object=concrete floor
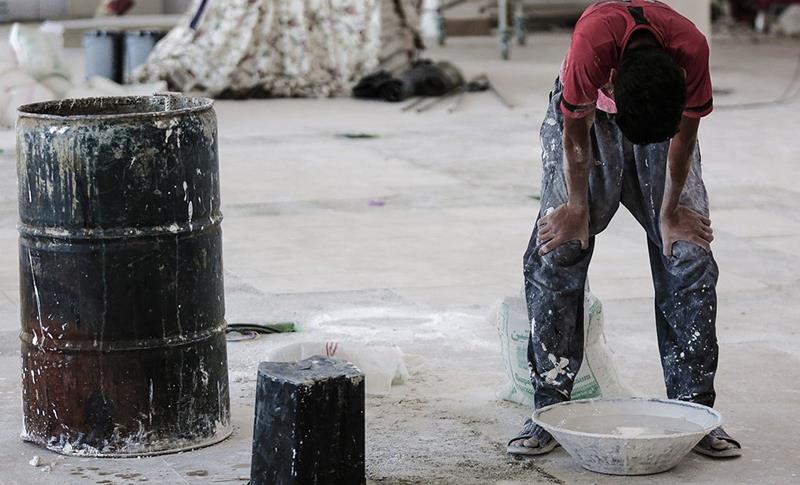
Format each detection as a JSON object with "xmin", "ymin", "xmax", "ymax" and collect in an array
[{"xmin": 0, "ymin": 30, "xmax": 799, "ymax": 484}]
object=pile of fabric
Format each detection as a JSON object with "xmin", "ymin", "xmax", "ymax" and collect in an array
[
  {"xmin": 352, "ymin": 59, "xmax": 464, "ymax": 102},
  {"xmin": 134, "ymin": 0, "xmax": 423, "ymax": 98}
]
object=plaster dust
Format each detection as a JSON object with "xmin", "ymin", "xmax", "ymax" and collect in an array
[{"xmin": 216, "ymin": 277, "xmax": 560, "ymax": 483}]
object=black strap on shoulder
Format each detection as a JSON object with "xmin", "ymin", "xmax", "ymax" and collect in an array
[{"xmin": 627, "ymin": 6, "xmax": 649, "ymax": 25}]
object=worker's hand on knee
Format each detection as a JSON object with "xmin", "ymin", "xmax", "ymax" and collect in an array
[
  {"xmin": 660, "ymin": 205, "xmax": 713, "ymax": 256},
  {"xmin": 536, "ymin": 202, "xmax": 589, "ymax": 256}
]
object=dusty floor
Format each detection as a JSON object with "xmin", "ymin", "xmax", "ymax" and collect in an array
[{"xmin": 0, "ymin": 29, "xmax": 799, "ymax": 484}]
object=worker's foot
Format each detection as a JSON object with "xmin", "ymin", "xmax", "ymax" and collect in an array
[
  {"xmin": 693, "ymin": 427, "xmax": 742, "ymax": 458},
  {"xmin": 507, "ymin": 418, "xmax": 559, "ymax": 456}
]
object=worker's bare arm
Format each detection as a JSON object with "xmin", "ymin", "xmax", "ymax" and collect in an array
[
  {"xmin": 537, "ymin": 114, "xmax": 593, "ymax": 256},
  {"xmin": 660, "ymin": 116, "xmax": 713, "ymax": 256}
]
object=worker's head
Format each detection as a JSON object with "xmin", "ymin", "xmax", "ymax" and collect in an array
[{"xmin": 614, "ymin": 45, "xmax": 687, "ymax": 145}]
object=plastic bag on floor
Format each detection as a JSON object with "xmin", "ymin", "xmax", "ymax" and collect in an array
[
  {"xmin": 264, "ymin": 341, "xmax": 409, "ymax": 397},
  {"xmin": 492, "ymin": 282, "xmax": 634, "ymax": 407}
]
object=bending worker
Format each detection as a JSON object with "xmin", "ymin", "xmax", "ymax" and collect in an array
[{"xmin": 508, "ymin": 0, "xmax": 741, "ymax": 458}]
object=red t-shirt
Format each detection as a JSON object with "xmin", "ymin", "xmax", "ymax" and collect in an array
[{"xmin": 560, "ymin": 0, "xmax": 713, "ymax": 119}]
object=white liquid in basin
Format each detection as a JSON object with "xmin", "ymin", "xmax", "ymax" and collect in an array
[{"xmin": 557, "ymin": 414, "xmax": 704, "ymax": 437}]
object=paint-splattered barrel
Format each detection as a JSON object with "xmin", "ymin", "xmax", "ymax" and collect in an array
[{"xmin": 16, "ymin": 95, "xmax": 231, "ymax": 456}]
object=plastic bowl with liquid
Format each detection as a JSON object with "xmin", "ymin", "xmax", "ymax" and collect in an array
[{"xmin": 533, "ymin": 397, "xmax": 721, "ymax": 475}]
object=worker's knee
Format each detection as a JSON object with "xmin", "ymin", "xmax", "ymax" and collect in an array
[
  {"xmin": 541, "ymin": 241, "xmax": 585, "ymax": 268},
  {"xmin": 669, "ymin": 241, "xmax": 710, "ymax": 264},
  {"xmin": 666, "ymin": 241, "xmax": 718, "ymax": 280}
]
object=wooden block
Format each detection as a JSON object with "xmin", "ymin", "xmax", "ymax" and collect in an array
[{"xmin": 251, "ymin": 357, "xmax": 365, "ymax": 485}]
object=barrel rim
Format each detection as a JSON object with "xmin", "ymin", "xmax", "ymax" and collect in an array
[{"xmin": 17, "ymin": 94, "xmax": 214, "ymax": 122}]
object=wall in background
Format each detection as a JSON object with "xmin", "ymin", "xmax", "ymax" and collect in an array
[
  {"xmin": 0, "ymin": 0, "xmax": 68, "ymax": 20},
  {"xmin": 663, "ymin": 0, "xmax": 712, "ymax": 41},
  {"xmin": 163, "ymin": 0, "xmax": 191, "ymax": 15},
  {"xmin": 67, "ymin": 0, "xmax": 163, "ymax": 17},
  {"xmin": 0, "ymin": 0, "xmax": 192, "ymax": 21}
]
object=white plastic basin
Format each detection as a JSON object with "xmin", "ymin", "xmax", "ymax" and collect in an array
[{"xmin": 533, "ymin": 398, "xmax": 721, "ymax": 475}]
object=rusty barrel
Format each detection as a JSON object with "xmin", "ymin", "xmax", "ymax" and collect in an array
[{"xmin": 16, "ymin": 95, "xmax": 231, "ymax": 457}]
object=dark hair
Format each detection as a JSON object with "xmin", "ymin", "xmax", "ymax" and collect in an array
[{"xmin": 614, "ymin": 45, "xmax": 687, "ymax": 145}]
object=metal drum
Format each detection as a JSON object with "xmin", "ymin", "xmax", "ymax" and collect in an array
[
  {"xmin": 16, "ymin": 95, "xmax": 231, "ymax": 457},
  {"xmin": 84, "ymin": 30, "xmax": 125, "ymax": 83},
  {"xmin": 124, "ymin": 30, "xmax": 166, "ymax": 83}
]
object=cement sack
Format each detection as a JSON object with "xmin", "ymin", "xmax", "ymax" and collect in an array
[
  {"xmin": 9, "ymin": 23, "xmax": 71, "ymax": 95},
  {"xmin": 492, "ymin": 282, "xmax": 634, "ymax": 407},
  {"xmin": 777, "ymin": 5, "xmax": 800, "ymax": 37},
  {"xmin": 264, "ymin": 341, "xmax": 409, "ymax": 397},
  {"xmin": 0, "ymin": 69, "xmax": 54, "ymax": 128}
]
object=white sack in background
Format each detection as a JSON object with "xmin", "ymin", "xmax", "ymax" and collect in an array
[
  {"xmin": 0, "ymin": 23, "xmax": 169, "ymax": 128},
  {"xmin": 0, "ymin": 69, "xmax": 54, "ymax": 128},
  {"xmin": 9, "ymin": 23, "xmax": 71, "ymax": 94},
  {"xmin": 777, "ymin": 5, "xmax": 800, "ymax": 36}
]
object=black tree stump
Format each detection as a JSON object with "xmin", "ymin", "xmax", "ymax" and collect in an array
[{"xmin": 251, "ymin": 356, "xmax": 365, "ymax": 485}]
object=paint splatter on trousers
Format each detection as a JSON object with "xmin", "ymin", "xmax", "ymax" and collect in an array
[{"xmin": 523, "ymin": 79, "xmax": 719, "ymax": 410}]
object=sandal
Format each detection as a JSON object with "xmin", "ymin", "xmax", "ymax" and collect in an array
[
  {"xmin": 507, "ymin": 418, "xmax": 560, "ymax": 456},
  {"xmin": 693, "ymin": 426, "xmax": 742, "ymax": 458}
]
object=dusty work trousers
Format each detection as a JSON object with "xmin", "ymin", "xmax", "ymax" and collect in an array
[{"xmin": 523, "ymin": 79, "xmax": 719, "ymax": 410}]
